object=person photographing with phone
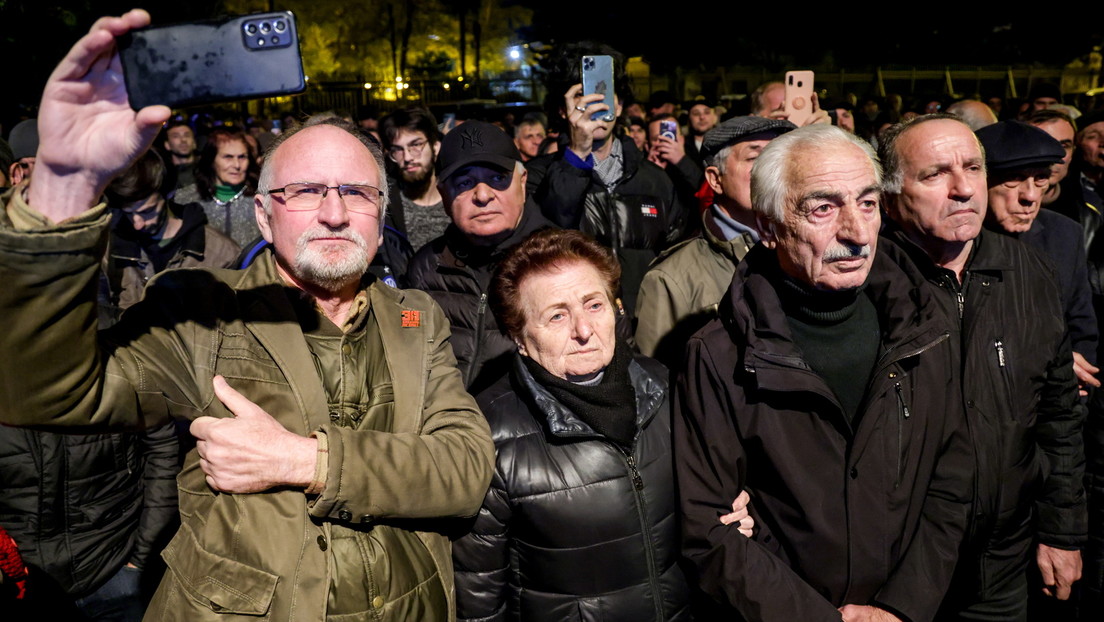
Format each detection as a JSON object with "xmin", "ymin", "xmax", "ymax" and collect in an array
[{"xmin": 527, "ymin": 42, "xmax": 687, "ymax": 317}]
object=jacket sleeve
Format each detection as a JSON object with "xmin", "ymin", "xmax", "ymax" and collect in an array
[
  {"xmin": 533, "ymin": 156, "xmax": 593, "ymax": 229},
  {"xmin": 1034, "ymin": 333, "xmax": 1088, "ymax": 548},
  {"xmin": 453, "ymin": 469, "xmax": 515, "ymax": 622},
  {"xmin": 874, "ymin": 342, "xmax": 973, "ymax": 622},
  {"xmin": 309, "ymin": 302, "xmax": 495, "ymax": 520},
  {"xmin": 131, "ymin": 421, "xmax": 181, "ymax": 569},
  {"xmin": 634, "ymin": 265, "xmax": 685, "ymax": 361},
  {"xmin": 0, "ymin": 194, "xmax": 201, "ymax": 431},
  {"xmin": 675, "ymin": 335, "xmax": 843, "ymax": 622}
]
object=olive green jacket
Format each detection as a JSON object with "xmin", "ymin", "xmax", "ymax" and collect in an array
[
  {"xmin": 0, "ymin": 194, "xmax": 494, "ymax": 621},
  {"xmin": 634, "ymin": 209, "xmax": 754, "ymax": 369}
]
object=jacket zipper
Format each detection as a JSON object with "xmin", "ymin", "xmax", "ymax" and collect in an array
[
  {"xmin": 467, "ymin": 292, "xmax": 488, "ymax": 387},
  {"xmin": 616, "ymin": 445, "xmax": 664, "ymax": 621},
  {"xmin": 994, "ymin": 339, "xmax": 1016, "ymax": 420},
  {"xmin": 893, "ymin": 382, "xmax": 911, "ymax": 488}
]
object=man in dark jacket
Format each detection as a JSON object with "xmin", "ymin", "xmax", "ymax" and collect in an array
[
  {"xmin": 880, "ymin": 114, "xmax": 1087, "ymax": 621},
  {"xmin": 676, "ymin": 124, "xmax": 973, "ymax": 622},
  {"xmin": 406, "ymin": 121, "xmax": 554, "ymax": 395},
  {"xmin": 525, "ymin": 43, "xmax": 686, "ymax": 316}
]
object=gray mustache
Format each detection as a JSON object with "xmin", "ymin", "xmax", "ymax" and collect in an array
[{"xmin": 823, "ymin": 243, "xmax": 871, "ymax": 262}]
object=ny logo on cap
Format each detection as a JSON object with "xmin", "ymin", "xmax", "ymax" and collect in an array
[{"xmin": 460, "ymin": 127, "xmax": 485, "ymax": 151}]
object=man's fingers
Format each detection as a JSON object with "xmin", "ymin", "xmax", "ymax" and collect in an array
[
  {"xmin": 734, "ymin": 490, "xmax": 751, "ymax": 509},
  {"xmin": 212, "ymin": 375, "xmax": 259, "ymax": 418},
  {"xmin": 55, "ymin": 10, "xmax": 150, "ymax": 82},
  {"xmin": 189, "ymin": 416, "xmax": 218, "ymax": 440}
]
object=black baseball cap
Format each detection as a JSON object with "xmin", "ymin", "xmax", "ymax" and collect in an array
[{"xmin": 436, "ymin": 121, "xmax": 521, "ymax": 183}]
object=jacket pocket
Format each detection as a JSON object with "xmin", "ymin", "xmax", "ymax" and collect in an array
[{"xmin": 160, "ymin": 522, "xmax": 278, "ymax": 616}]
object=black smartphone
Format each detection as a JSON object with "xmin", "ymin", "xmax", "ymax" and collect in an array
[
  {"xmin": 581, "ymin": 55, "xmax": 616, "ymax": 122},
  {"xmin": 118, "ymin": 12, "xmax": 306, "ymax": 110}
]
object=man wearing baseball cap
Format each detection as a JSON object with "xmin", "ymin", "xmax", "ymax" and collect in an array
[
  {"xmin": 635, "ymin": 116, "xmax": 795, "ymax": 369},
  {"xmin": 407, "ymin": 120, "xmax": 554, "ymax": 395}
]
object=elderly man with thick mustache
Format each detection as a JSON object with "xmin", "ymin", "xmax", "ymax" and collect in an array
[
  {"xmin": 676, "ymin": 124, "xmax": 972, "ymax": 622},
  {"xmin": 0, "ymin": 11, "xmax": 493, "ymax": 621}
]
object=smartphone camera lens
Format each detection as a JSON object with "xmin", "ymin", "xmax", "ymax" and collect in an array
[
  {"xmin": 271, "ymin": 36, "xmax": 279, "ymax": 45},
  {"xmin": 260, "ymin": 22, "xmax": 272, "ymax": 34},
  {"xmin": 245, "ymin": 23, "xmax": 257, "ymax": 35},
  {"xmin": 274, "ymin": 20, "xmax": 286, "ymax": 33}
]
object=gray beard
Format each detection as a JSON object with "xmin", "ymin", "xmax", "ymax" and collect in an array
[{"xmin": 294, "ymin": 226, "xmax": 371, "ymax": 292}]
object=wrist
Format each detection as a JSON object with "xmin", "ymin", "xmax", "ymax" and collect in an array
[
  {"xmin": 285, "ymin": 435, "xmax": 320, "ymax": 489},
  {"xmin": 26, "ymin": 167, "xmax": 104, "ymax": 223}
]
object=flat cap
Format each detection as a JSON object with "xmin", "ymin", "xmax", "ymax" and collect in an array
[
  {"xmin": 436, "ymin": 120, "xmax": 520, "ymax": 183},
  {"xmin": 8, "ymin": 119, "xmax": 38, "ymax": 161},
  {"xmin": 699, "ymin": 116, "xmax": 796, "ymax": 162},
  {"xmin": 976, "ymin": 120, "xmax": 1064, "ymax": 172}
]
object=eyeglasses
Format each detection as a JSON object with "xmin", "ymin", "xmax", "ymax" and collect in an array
[
  {"xmin": 387, "ymin": 138, "xmax": 429, "ymax": 162},
  {"xmin": 266, "ymin": 183, "xmax": 383, "ymax": 213}
]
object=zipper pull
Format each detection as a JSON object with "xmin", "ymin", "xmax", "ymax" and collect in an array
[
  {"xmin": 995, "ymin": 340, "xmax": 1006, "ymax": 367},
  {"xmin": 477, "ymin": 292, "xmax": 487, "ymax": 314},
  {"xmin": 956, "ymin": 291, "xmax": 965, "ymax": 320},
  {"xmin": 895, "ymin": 382, "xmax": 911, "ymax": 418},
  {"xmin": 627, "ymin": 455, "xmax": 644, "ymax": 490}
]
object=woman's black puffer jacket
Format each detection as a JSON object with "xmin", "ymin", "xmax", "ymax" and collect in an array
[{"xmin": 453, "ymin": 353, "xmax": 691, "ymax": 622}]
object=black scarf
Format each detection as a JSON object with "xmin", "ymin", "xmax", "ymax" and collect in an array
[{"xmin": 521, "ymin": 339, "xmax": 638, "ymax": 448}]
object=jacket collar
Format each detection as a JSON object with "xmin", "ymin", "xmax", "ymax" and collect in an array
[
  {"xmin": 703, "ymin": 207, "xmax": 754, "ymax": 262},
  {"xmin": 510, "ymin": 351, "xmax": 665, "ymax": 441}
]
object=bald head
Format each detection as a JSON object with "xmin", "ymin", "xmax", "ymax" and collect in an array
[{"xmin": 946, "ymin": 100, "xmax": 998, "ymax": 131}]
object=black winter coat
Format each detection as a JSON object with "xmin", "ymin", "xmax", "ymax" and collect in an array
[
  {"xmin": 405, "ymin": 201, "xmax": 553, "ymax": 396},
  {"xmin": 888, "ymin": 227, "xmax": 1087, "ymax": 552},
  {"xmin": 675, "ymin": 239, "xmax": 973, "ymax": 622},
  {"xmin": 453, "ymin": 353, "xmax": 691, "ymax": 622},
  {"xmin": 0, "ymin": 423, "xmax": 179, "ymax": 597},
  {"xmin": 525, "ymin": 137, "xmax": 687, "ymax": 315}
]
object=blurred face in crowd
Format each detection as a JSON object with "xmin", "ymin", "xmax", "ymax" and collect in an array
[
  {"xmin": 706, "ymin": 139, "xmax": 770, "ymax": 213},
  {"xmin": 257, "ymin": 125, "xmax": 382, "ymax": 293},
  {"xmin": 515, "ymin": 261, "xmax": 617, "ymax": 381},
  {"xmin": 1032, "ymin": 96, "xmax": 1059, "ymax": 112},
  {"xmin": 757, "ymin": 83, "xmax": 785, "ymax": 117},
  {"xmin": 389, "ymin": 129, "xmax": 439, "ymax": 184},
  {"xmin": 117, "ymin": 193, "xmax": 168, "ymax": 237},
  {"xmin": 885, "ymin": 119, "xmax": 987, "ymax": 249},
  {"xmin": 164, "ymin": 125, "xmax": 196, "ymax": 158},
  {"xmin": 762, "ymin": 142, "xmax": 881, "ymax": 291},
  {"xmin": 439, "ymin": 163, "xmax": 527, "ymax": 246},
  {"xmin": 1078, "ymin": 121, "xmax": 1104, "ymax": 171},
  {"xmin": 514, "ymin": 122, "xmax": 546, "ymax": 160},
  {"xmin": 1030, "ymin": 118, "xmax": 1075, "ymax": 185},
  {"xmin": 689, "ymin": 104, "xmax": 718, "ymax": 135},
  {"xmin": 628, "ymin": 122, "xmax": 647, "ymax": 151},
  {"xmin": 214, "ymin": 139, "xmax": 250, "ymax": 186},
  {"xmin": 986, "ymin": 167, "xmax": 1051, "ymax": 234}
]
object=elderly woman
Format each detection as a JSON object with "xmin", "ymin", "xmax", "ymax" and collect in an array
[
  {"xmin": 453, "ymin": 229, "xmax": 702, "ymax": 622},
  {"xmin": 174, "ymin": 127, "xmax": 261, "ymax": 247}
]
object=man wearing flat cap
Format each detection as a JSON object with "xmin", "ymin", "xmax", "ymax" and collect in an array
[
  {"xmin": 406, "ymin": 120, "xmax": 554, "ymax": 396},
  {"xmin": 977, "ymin": 121, "xmax": 1099, "ymax": 395},
  {"xmin": 635, "ymin": 116, "xmax": 794, "ymax": 369}
]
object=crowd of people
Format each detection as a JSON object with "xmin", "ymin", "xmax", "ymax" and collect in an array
[{"xmin": 1, "ymin": 9, "xmax": 1103, "ymax": 622}]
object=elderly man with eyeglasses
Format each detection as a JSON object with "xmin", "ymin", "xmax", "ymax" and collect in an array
[{"xmin": 0, "ymin": 11, "xmax": 494, "ymax": 621}]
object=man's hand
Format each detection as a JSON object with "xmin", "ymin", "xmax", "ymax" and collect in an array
[
  {"xmin": 651, "ymin": 135, "xmax": 686, "ymax": 166},
  {"xmin": 1037, "ymin": 543, "xmax": 1082, "ymax": 600},
  {"xmin": 719, "ymin": 490, "xmax": 755, "ymax": 538},
  {"xmin": 29, "ymin": 9, "xmax": 170, "ymax": 221},
  {"xmin": 838, "ymin": 605, "xmax": 902, "ymax": 622},
  {"xmin": 564, "ymin": 83, "xmax": 610, "ymax": 160},
  {"xmin": 1072, "ymin": 352, "xmax": 1100, "ymax": 397},
  {"xmin": 190, "ymin": 376, "xmax": 317, "ymax": 493}
]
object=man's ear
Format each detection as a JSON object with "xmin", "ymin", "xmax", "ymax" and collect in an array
[
  {"xmin": 9, "ymin": 162, "xmax": 25, "ymax": 186},
  {"xmin": 705, "ymin": 166, "xmax": 723, "ymax": 194},
  {"xmin": 254, "ymin": 196, "xmax": 273, "ymax": 243},
  {"xmin": 755, "ymin": 213, "xmax": 777, "ymax": 248}
]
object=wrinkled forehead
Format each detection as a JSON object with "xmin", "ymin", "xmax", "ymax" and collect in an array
[
  {"xmin": 271, "ymin": 126, "xmax": 382, "ymax": 185},
  {"xmin": 900, "ymin": 121, "xmax": 981, "ymax": 169}
]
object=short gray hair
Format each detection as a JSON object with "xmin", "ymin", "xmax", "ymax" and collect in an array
[
  {"xmin": 878, "ymin": 113, "xmax": 985, "ymax": 196},
  {"xmin": 257, "ymin": 116, "xmax": 389, "ymax": 224},
  {"xmin": 750, "ymin": 124, "xmax": 881, "ymax": 223},
  {"xmin": 705, "ymin": 144, "xmax": 734, "ymax": 174}
]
